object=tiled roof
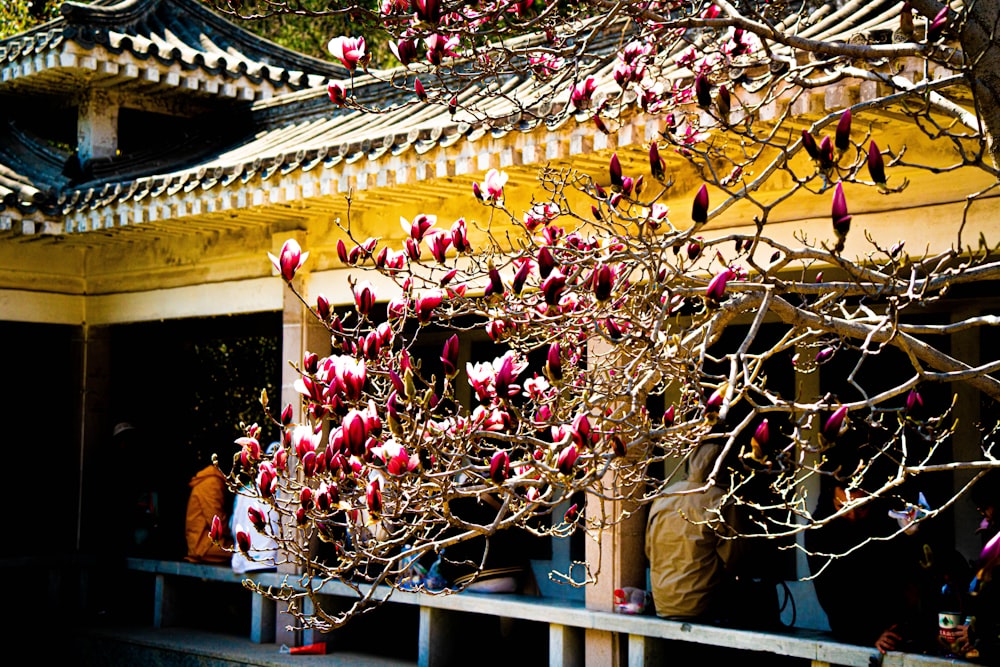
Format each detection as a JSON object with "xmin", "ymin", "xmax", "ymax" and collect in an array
[
  {"xmin": 0, "ymin": 0, "xmax": 344, "ymax": 97},
  {"xmin": 0, "ymin": 0, "xmax": 958, "ymax": 237}
]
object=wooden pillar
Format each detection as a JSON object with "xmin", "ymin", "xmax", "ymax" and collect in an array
[
  {"xmin": 951, "ymin": 305, "xmax": 982, "ymax": 561},
  {"xmin": 274, "ymin": 230, "xmax": 329, "ymax": 647}
]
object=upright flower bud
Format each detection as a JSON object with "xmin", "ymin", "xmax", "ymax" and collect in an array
[
  {"xmin": 835, "ymin": 108, "xmax": 852, "ymax": 152},
  {"xmin": 649, "ymin": 141, "xmax": 665, "ymax": 182},
  {"xmin": 822, "ymin": 405, "xmax": 849, "ymax": 443},
  {"xmin": 868, "ymin": 141, "xmax": 886, "ymax": 186},
  {"xmin": 831, "ymin": 182, "xmax": 852, "ymax": 251},
  {"xmin": 545, "ymin": 342, "xmax": 562, "ymax": 384},
  {"xmin": 692, "ymin": 184, "xmax": 709, "ymax": 225},
  {"xmin": 694, "ymin": 74, "xmax": 712, "ymax": 109},
  {"xmin": 490, "ymin": 450, "xmax": 510, "ymax": 484},
  {"xmin": 609, "ymin": 153, "xmax": 623, "ymax": 189}
]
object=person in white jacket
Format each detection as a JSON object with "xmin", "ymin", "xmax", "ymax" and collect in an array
[{"xmin": 230, "ymin": 443, "xmax": 281, "ymax": 574}]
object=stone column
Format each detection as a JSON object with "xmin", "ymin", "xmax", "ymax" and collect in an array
[
  {"xmin": 77, "ymin": 90, "xmax": 119, "ymax": 163},
  {"xmin": 583, "ymin": 339, "xmax": 647, "ymax": 667},
  {"xmin": 273, "ymin": 231, "xmax": 330, "ymax": 647}
]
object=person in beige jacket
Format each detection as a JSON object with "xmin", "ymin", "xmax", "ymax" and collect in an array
[{"xmin": 645, "ymin": 444, "xmax": 745, "ymax": 621}]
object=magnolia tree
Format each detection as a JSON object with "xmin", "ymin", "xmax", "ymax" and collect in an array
[{"xmin": 209, "ymin": 0, "xmax": 1000, "ymax": 631}]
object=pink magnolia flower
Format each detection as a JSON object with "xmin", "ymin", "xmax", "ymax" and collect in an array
[
  {"xmin": 426, "ymin": 231, "xmax": 452, "ymax": 263},
  {"xmin": 416, "ymin": 289, "xmax": 443, "ymax": 325},
  {"xmin": 267, "ymin": 239, "xmax": 308, "ymax": 281},
  {"xmin": 401, "ymin": 214, "xmax": 437, "ymax": 241},
  {"xmin": 389, "ymin": 38, "xmax": 418, "ymax": 66},
  {"xmin": 570, "ymin": 76, "xmax": 597, "ymax": 110},
  {"xmin": 476, "ymin": 169, "xmax": 507, "ymax": 202},
  {"xmin": 425, "ymin": 33, "xmax": 460, "ymax": 66},
  {"xmin": 327, "ymin": 36, "xmax": 368, "ymax": 72}
]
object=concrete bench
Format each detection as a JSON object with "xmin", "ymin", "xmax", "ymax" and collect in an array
[{"xmin": 126, "ymin": 558, "xmax": 967, "ymax": 667}]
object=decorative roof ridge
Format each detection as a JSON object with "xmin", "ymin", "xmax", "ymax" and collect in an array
[{"xmin": 57, "ymin": 0, "xmax": 347, "ymax": 79}]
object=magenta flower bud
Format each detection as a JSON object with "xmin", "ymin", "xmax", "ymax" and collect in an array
[
  {"xmin": 450, "ymin": 217, "xmax": 471, "ymax": 253},
  {"xmin": 819, "ymin": 136, "xmax": 834, "ymax": 170},
  {"xmin": 257, "ymin": 462, "xmax": 276, "ymax": 499},
  {"xmin": 564, "ymin": 503, "xmax": 579, "ymax": 522},
  {"xmin": 336, "ymin": 239, "xmax": 349, "ymax": 264},
  {"xmin": 662, "ymin": 405, "xmax": 675, "ymax": 427},
  {"xmin": 890, "ymin": 241, "xmax": 904, "ymax": 259},
  {"xmin": 512, "ymin": 260, "xmax": 531, "ymax": 295},
  {"xmin": 835, "ymin": 108, "xmax": 852, "ymax": 152},
  {"xmin": 316, "ymin": 294, "xmax": 330, "ymax": 322},
  {"xmin": 537, "ymin": 246, "xmax": 555, "ymax": 279},
  {"xmin": 342, "ymin": 411, "xmax": 368, "ymax": 457},
  {"xmin": 717, "ymin": 84, "xmax": 731, "ymax": 120},
  {"xmin": 327, "ymin": 83, "xmax": 346, "ymax": 106},
  {"xmin": 557, "ymin": 443, "xmax": 579, "ymax": 475},
  {"xmin": 300, "ymin": 486, "xmax": 314, "ymax": 510},
  {"xmin": 593, "ymin": 264, "xmax": 613, "ymax": 302},
  {"xmin": 822, "ymin": 405, "xmax": 849, "ymax": 442},
  {"xmin": 692, "ymin": 184, "xmax": 709, "ymax": 225},
  {"xmin": 268, "ymin": 239, "xmax": 309, "ymax": 282},
  {"xmin": 604, "ymin": 316, "xmax": 623, "ymax": 340},
  {"xmin": 868, "ymin": 141, "xmax": 886, "ymax": 186},
  {"xmin": 609, "ymin": 153, "xmax": 623, "ymax": 189},
  {"xmin": 296, "ymin": 507, "xmax": 308, "ymax": 526},
  {"xmin": 301, "ymin": 450, "xmax": 318, "ymax": 477},
  {"xmin": 571, "ymin": 413, "xmax": 593, "ymax": 448},
  {"xmin": 610, "ymin": 434, "xmax": 627, "ymax": 457},
  {"xmin": 274, "ymin": 447, "xmax": 287, "ymax": 472},
  {"xmin": 236, "ymin": 529, "xmax": 251, "ymax": 554},
  {"xmin": 390, "ymin": 38, "xmax": 418, "ymax": 66},
  {"xmin": 303, "ymin": 352, "xmax": 319, "ymax": 374},
  {"xmin": 705, "ymin": 386, "xmax": 725, "ymax": 414},
  {"xmin": 353, "ymin": 280, "xmax": 377, "ymax": 316},
  {"xmin": 415, "ymin": 0, "xmax": 441, "ymax": 24},
  {"xmin": 281, "ymin": 404, "xmax": 293, "ymax": 426},
  {"xmin": 928, "ymin": 6, "xmax": 948, "ymax": 41},
  {"xmin": 687, "ymin": 237, "xmax": 703, "ymax": 261},
  {"xmin": 484, "ymin": 264, "xmax": 504, "ymax": 299},
  {"xmin": 802, "ymin": 129, "xmax": 820, "ymax": 160},
  {"xmin": 705, "ymin": 268, "xmax": 734, "ymax": 303},
  {"xmin": 490, "ymin": 450, "xmax": 509, "ymax": 484},
  {"xmin": 815, "ymin": 347, "xmax": 834, "ymax": 364},
  {"xmin": 441, "ymin": 334, "xmax": 460, "ymax": 379},
  {"xmin": 649, "ymin": 141, "xmax": 665, "ymax": 182},
  {"xmin": 542, "ymin": 269, "xmax": 567, "ymax": 306},
  {"xmin": 210, "ymin": 515, "xmax": 225, "ymax": 543},
  {"xmin": 832, "ymin": 182, "xmax": 852, "ymax": 242},
  {"xmin": 415, "ymin": 77, "xmax": 427, "ymax": 102},
  {"xmin": 416, "ymin": 289, "xmax": 443, "ymax": 325},
  {"xmin": 472, "ymin": 180, "xmax": 483, "ymax": 201},
  {"xmin": 694, "ymin": 74, "xmax": 712, "ymax": 108},
  {"xmin": 247, "ymin": 505, "xmax": 267, "ymax": 533},
  {"xmin": 981, "ymin": 528, "xmax": 1000, "ymax": 568},
  {"xmin": 366, "ymin": 478, "xmax": 382, "ymax": 515},
  {"xmin": 753, "ymin": 419, "xmax": 770, "ymax": 448},
  {"xmin": 906, "ymin": 389, "xmax": 923, "ymax": 413}
]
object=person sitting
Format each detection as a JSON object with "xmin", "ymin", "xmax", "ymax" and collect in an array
[
  {"xmin": 230, "ymin": 443, "xmax": 281, "ymax": 574},
  {"xmin": 184, "ymin": 453, "xmax": 232, "ymax": 564},
  {"xmin": 807, "ymin": 479, "xmax": 962, "ymax": 655},
  {"xmin": 956, "ymin": 471, "xmax": 1000, "ymax": 663},
  {"xmin": 645, "ymin": 443, "xmax": 748, "ymax": 622}
]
